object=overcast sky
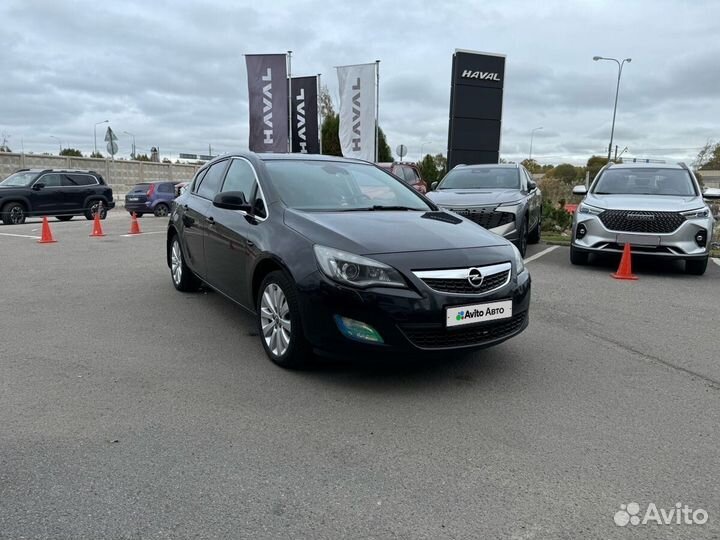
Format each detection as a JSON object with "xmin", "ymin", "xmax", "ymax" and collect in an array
[{"xmin": 2, "ymin": 0, "xmax": 718, "ymax": 165}]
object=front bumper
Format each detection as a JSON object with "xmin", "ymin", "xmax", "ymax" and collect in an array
[
  {"xmin": 295, "ymin": 268, "xmax": 531, "ymax": 356},
  {"xmin": 572, "ymin": 213, "xmax": 713, "ymax": 259}
]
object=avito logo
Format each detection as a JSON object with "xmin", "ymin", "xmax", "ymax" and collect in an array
[{"xmin": 456, "ymin": 306, "xmax": 505, "ymax": 321}]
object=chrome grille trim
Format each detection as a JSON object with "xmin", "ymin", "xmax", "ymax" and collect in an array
[{"xmin": 413, "ymin": 262, "xmax": 512, "ymax": 295}]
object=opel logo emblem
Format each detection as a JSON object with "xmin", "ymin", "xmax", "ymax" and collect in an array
[{"xmin": 467, "ymin": 268, "xmax": 484, "ymax": 288}]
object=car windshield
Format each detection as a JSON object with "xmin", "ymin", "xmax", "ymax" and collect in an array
[
  {"xmin": 263, "ymin": 160, "xmax": 432, "ymax": 211},
  {"xmin": 438, "ymin": 167, "xmax": 520, "ymax": 189},
  {"xmin": 593, "ymin": 168, "xmax": 697, "ymax": 196},
  {"xmin": 0, "ymin": 172, "xmax": 38, "ymax": 187}
]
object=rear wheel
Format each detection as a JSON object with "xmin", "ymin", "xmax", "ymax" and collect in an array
[
  {"xmin": 169, "ymin": 236, "xmax": 201, "ymax": 292},
  {"xmin": 570, "ymin": 245, "xmax": 589, "ymax": 265},
  {"xmin": 257, "ymin": 270, "xmax": 309, "ymax": 369},
  {"xmin": 2, "ymin": 202, "xmax": 27, "ymax": 225},
  {"xmin": 84, "ymin": 200, "xmax": 107, "ymax": 220},
  {"xmin": 56, "ymin": 216, "xmax": 73, "ymax": 222},
  {"xmin": 685, "ymin": 257, "xmax": 708, "ymax": 276},
  {"xmin": 153, "ymin": 203, "xmax": 170, "ymax": 217}
]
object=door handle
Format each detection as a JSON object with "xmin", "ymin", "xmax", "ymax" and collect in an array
[
  {"xmin": 182, "ymin": 204, "xmax": 188, "ymax": 210},
  {"xmin": 246, "ymin": 239, "xmax": 255, "ymax": 247},
  {"xmin": 205, "ymin": 216, "xmax": 215, "ymax": 224}
]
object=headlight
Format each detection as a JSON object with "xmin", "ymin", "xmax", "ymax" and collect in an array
[
  {"xmin": 313, "ymin": 245, "xmax": 407, "ymax": 288},
  {"xmin": 496, "ymin": 202, "xmax": 522, "ymax": 213},
  {"xmin": 578, "ymin": 203, "xmax": 604, "ymax": 215},
  {"xmin": 681, "ymin": 207, "xmax": 709, "ymax": 219},
  {"xmin": 510, "ymin": 244, "xmax": 526, "ymax": 275}
]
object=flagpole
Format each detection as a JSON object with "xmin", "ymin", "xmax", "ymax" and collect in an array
[
  {"xmin": 317, "ymin": 73, "xmax": 323, "ymax": 154},
  {"xmin": 287, "ymin": 50, "xmax": 293, "ymax": 153},
  {"xmin": 374, "ymin": 59, "xmax": 380, "ymax": 163}
]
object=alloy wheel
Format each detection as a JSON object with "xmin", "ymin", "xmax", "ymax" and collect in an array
[
  {"xmin": 10, "ymin": 206, "xmax": 24, "ymax": 224},
  {"xmin": 260, "ymin": 283, "xmax": 291, "ymax": 357},
  {"xmin": 171, "ymin": 240, "xmax": 183, "ymax": 285}
]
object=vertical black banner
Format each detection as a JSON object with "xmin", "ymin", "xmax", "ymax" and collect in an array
[
  {"xmin": 245, "ymin": 54, "xmax": 288, "ymax": 153},
  {"xmin": 291, "ymin": 76, "xmax": 319, "ymax": 154},
  {"xmin": 447, "ymin": 50, "xmax": 506, "ymax": 168}
]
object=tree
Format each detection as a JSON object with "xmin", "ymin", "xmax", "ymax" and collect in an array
[
  {"xmin": 60, "ymin": 148, "xmax": 83, "ymax": 157},
  {"xmin": 134, "ymin": 153, "xmax": 151, "ymax": 161},
  {"xmin": 318, "ymin": 84, "xmax": 335, "ymax": 119},
  {"xmin": 90, "ymin": 151, "xmax": 104, "ymax": 158},
  {"xmin": 521, "ymin": 159, "xmax": 541, "ymax": 174},
  {"xmin": 0, "ymin": 144, "xmax": 10, "ymax": 153},
  {"xmin": 694, "ymin": 140, "xmax": 720, "ymax": 170},
  {"xmin": 418, "ymin": 154, "xmax": 439, "ymax": 185},
  {"xmin": 321, "ymin": 114, "xmax": 342, "ymax": 156},
  {"xmin": 377, "ymin": 127, "xmax": 392, "ymax": 162},
  {"xmin": 586, "ymin": 155, "xmax": 609, "ymax": 181},
  {"xmin": 546, "ymin": 163, "xmax": 582, "ymax": 184},
  {"xmin": 433, "ymin": 153, "xmax": 448, "ymax": 176}
]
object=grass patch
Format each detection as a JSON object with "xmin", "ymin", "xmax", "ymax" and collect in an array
[
  {"xmin": 711, "ymin": 249, "xmax": 720, "ymax": 258},
  {"xmin": 542, "ymin": 233, "xmax": 571, "ymax": 246}
]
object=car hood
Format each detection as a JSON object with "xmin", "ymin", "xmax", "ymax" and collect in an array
[
  {"xmin": 585, "ymin": 193, "xmax": 704, "ymax": 212},
  {"xmin": 283, "ymin": 208, "xmax": 508, "ymax": 255},
  {"xmin": 426, "ymin": 189, "xmax": 523, "ymax": 206}
]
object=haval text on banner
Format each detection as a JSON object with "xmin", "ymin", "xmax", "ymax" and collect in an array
[
  {"xmin": 291, "ymin": 76, "xmax": 320, "ymax": 154},
  {"xmin": 245, "ymin": 53, "xmax": 289, "ymax": 153},
  {"xmin": 336, "ymin": 62, "xmax": 377, "ymax": 162}
]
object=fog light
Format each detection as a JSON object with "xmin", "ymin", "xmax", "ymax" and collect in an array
[
  {"xmin": 576, "ymin": 224, "xmax": 587, "ymax": 240},
  {"xmin": 334, "ymin": 316, "xmax": 384, "ymax": 344},
  {"xmin": 695, "ymin": 229, "xmax": 707, "ymax": 247}
]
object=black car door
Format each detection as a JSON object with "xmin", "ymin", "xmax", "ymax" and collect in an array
[
  {"xmin": 181, "ymin": 160, "xmax": 229, "ymax": 280},
  {"xmin": 204, "ymin": 157, "xmax": 263, "ymax": 307},
  {"xmin": 30, "ymin": 173, "xmax": 65, "ymax": 215},
  {"xmin": 62, "ymin": 173, "xmax": 95, "ymax": 213}
]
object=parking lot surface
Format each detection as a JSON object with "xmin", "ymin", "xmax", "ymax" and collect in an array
[{"xmin": 1, "ymin": 215, "xmax": 719, "ymax": 539}]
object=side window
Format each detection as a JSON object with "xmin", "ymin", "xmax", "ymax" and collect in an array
[
  {"xmin": 63, "ymin": 174, "xmax": 96, "ymax": 186},
  {"xmin": 221, "ymin": 159, "xmax": 257, "ymax": 197},
  {"xmin": 39, "ymin": 173, "xmax": 63, "ymax": 187},
  {"xmin": 196, "ymin": 161, "xmax": 228, "ymax": 199},
  {"xmin": 158, "ymin": 183, "xmax": 173, "ymax": 193},
  {"xmin": 191, "ymin": 169, "xmax": 208, "ymax": 193}
]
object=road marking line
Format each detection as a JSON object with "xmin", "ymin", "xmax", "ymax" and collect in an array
[
  {"xmin": 121, "ymin": 231, "xmax": 165, "ymax": 237},
  {"xmin": 712, "ymin": 258, "xmax": 720, "ymax": 267},
  {"xmin": 0, "ymin": 232, "xmax": 41, "ymax": 239},
  {"xmin": 524, "ymin": 245, "xmax": 559, "ymax": 264}
]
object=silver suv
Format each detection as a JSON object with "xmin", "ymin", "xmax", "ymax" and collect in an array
[{"xmin": 570, "ymin": 161, "xmax": 720, "ymax": 275}]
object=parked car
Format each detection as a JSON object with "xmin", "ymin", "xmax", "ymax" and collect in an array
[
  {"xmin": 0, "ymin": 169, "xmax": 115, "ymax": 225},
  {"xmin": 378, "ymin": 162, "xmax": 427, "ymax": 194},
  {"xmin": 425, "ymin": 163, "xmax": 542, "ymax": 256},
  {"xmin": 571, "ymin": 160, "xmax": 720, "ymax": 275},
  {"xmin": 125, "ymin": 180, "xmax": 181, "ymax": 217},
  {"xmin": 167, "ymin": 153, "xmax": 530, "ymax": 368}
]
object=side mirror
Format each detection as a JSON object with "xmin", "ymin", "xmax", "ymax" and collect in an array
[
  {"xmin": 527, "ymin": 180, "xmax": 537, "ymax": 191},
  {"xmin": 572, "ymin": 185, "xmax": 588, "ymax": 195},
  {"xmin": 32, "ymin": 182, "xmax": 45, "ymax": 191},
  {"xmin": 430, "ymin": 181, "xmax": 438, "ymax": 190},
  {"xmin": 213, "ymin": 191, "xmax": 252, "ymax": 212},
  {"xmin": 702, "ymin": 187, "xmax": 720, "ymax": 200}
]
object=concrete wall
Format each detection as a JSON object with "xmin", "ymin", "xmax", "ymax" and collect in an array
[
  {"xmin": 0, "ymin": 153, "xmax": 201, "ymax": 195},
  {"xmin": 700, "ymin": 170, "xmax": 720, "ymax": 189}
]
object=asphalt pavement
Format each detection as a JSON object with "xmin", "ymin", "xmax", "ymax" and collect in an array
[{"xmin": 1, "ymin": 215, "xmax": 719, "ymax": 539}]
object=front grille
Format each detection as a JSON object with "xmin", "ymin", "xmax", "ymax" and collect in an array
[
  {"xmin": 400, "ymin": 312, "xmax": 526, "ymax": 349},
  {"xmin": 599, "ymin": 210, "xmax": 685, "ymax": 234},
  {"xmin": 422, "ymin": 270, "xmax": 510, "ymax": 295},
  {"xmin": 450, "ymin": 206, "xmax": 515, "ymax": 229}
]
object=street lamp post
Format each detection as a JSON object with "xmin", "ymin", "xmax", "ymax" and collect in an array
[
  {"xmin": 593, "ymin": 56, "xmax": 631, "ymax": 162},
  {"xmin": 529, "ymin": 127, "xmax": 543, "ymax": 161},
  {"xmin": 94, "ymin": 120, "xmax": 109, "ymax": 155},
  {"xmin": 123, "ymin": 131, "xmax": 136, "ymax": 159},
  {"xmin": 50, "ymin": 136, "xmax": 62, "ymax": 154}
]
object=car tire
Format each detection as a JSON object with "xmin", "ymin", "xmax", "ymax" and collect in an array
[
  {"xmin": 528, "ymin": 216, "xmax": 541, "ymax": 244},
  {"xmin": 84, "ymin": 200, "xmax": 107, "ymax": 220},
  {"xmin": 257, "ymin": 270, "xmax": 310, "ymax": 369},
  {"xmin": 685, "ymin": 257, "xmax": 708, "ymax": 276},
  {"xmin": 514, "ymin": 219, "xmax": 528, "ymax": 257},
  {"xmin": 169, "ymin": 235, "xmax": 201, "ymax": 292},
  {"xmin": 570, "ymin": 245, "xmax": 589, "ymax": 265},
  {"xmin": 1, "ymin": 202, "xmax": 27, "ymax": 225},
  {"xmin": 56, "ymin": 216, "xmax": 73, "ymax": 222},
  {"xmin": 153, "ymin": 203, "xmax": 170, "ymax": 217}
]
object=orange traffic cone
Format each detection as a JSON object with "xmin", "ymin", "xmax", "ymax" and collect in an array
[
  {"xmin": 611, "ymin": 243, "xmax": 638, "ymax": 280},
  {"xmin": 37, "ymin": 217, "xmax": 57, "ymax": 244},
  {"xmin": 128, "ymin": 212, "xmax": 142, "ymax": 235},
  {"xmin": 90, "ymin": 212, "xmax": 105, "ymax": 237}
]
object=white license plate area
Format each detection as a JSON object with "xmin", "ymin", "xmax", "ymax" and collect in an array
[
  {"xmin": 128, "ymin": 197, "xmax": 139, "ymax": 201},
  {"xmin": 446, "ymin": 300, "xmax": 513, "ymax": 328},
  {"xmin": 616, "ymin": 234, "xmax": 660, "ymax": 246}
]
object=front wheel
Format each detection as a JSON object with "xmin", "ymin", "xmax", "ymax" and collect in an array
[
  {"xmin": 570, "ymin": 245, "xmax": 589, "ymax": 265},
  {"xmin": 84, "ymin": 200, "xmax": 107, "ymax": 220},
  {"xmin": 257, "ymin": 271, "xmax": 310, "ymax": 369},
  {"xmin": 514, "ymin": 220, "xmax": 528, "ymax": 257},
  {"xmin": 2, "ymin": 202, "xmax": 27, "ymax": 225},
  {"xmin": 153, "ymin": 203, "xmax": 170, "ymax": 217},
  {"xmin": 685, "ymin": 257, "xmax": 708, "ymax": 276},
  {"xmin": 528, "ymin": 215, "xmax": 541, "ymax": 244}
]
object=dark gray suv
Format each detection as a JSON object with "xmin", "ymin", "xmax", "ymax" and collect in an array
[{"xmin": 426, "ymin": 163, "xmax": 542, "ymax": 256}]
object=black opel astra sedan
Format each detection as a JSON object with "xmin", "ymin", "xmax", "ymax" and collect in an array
[{"xmin": 167, "ymin": 153, "xmax": 531, "ymax": 368}]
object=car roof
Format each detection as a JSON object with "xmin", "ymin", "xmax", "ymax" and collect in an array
[
  {"xmin": 209, "ymin": 151, "xmax": 372, "ymax": 165},
  {"xmin": 611, "ymin": 161, "xmax": 685, "ymax": 169},
  {"xmin": 454, "ymin": 163, "xmax": 519, "ymax": 169},
  {"xmin": 16, "ymin": 168, "xmax": 100, "ymax": 174}
]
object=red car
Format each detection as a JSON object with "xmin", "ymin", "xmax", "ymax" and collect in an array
[{"xmin": 378, "ymin": 162, "xmax": 427, "ymax": 194}]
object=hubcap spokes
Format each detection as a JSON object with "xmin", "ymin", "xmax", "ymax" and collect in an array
[
  {"xmin": 171, "ymin": 241, "xmax": 182, "ymax": 284},
  {"xmin": 260, "ymin": 283, "xmax": 291, "ymax": 357},
  {"xmin": 10, "ymin": 207, "xmax": 23, "ymax": 224}
]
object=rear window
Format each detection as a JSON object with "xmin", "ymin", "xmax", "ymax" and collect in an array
[
  {"xmin": 65, "ymin": 174, "xmax": 97, "ymax": 186},
  {"xmin": 131, "ymin": 183, "xmax": 151, "ymax": 191}
]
